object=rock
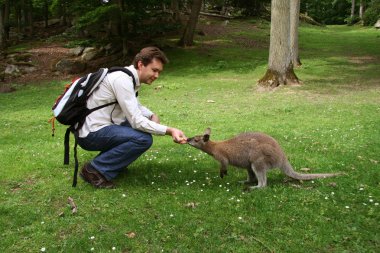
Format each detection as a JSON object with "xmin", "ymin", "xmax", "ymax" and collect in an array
[
  {"xmin": 55, "ymin": 58, "xmax": 87, "ymax": 74},
  {"xmin": 69, "ymin": 46, "xmax": 85, "ymax": 56},
  {"xmin": 4, "ymin": 64, "xmax": 21, "ymax": 77},
  {"xmin": 375, "ymin": 19, "xmax": 380, "ymax": 29},
  {"xmin": 81, "ymin": 47, "xmax": 102, "ymax": 61},
  {"xmin": 20, "ymin": 66, "xmax": 38, "ymax": 74}
]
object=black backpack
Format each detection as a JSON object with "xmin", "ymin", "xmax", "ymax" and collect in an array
[{"xmin": 51, "ymin": 67, "xmax": 136, "ymax": 187}]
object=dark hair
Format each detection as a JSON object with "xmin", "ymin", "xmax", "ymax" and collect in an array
[{"xmin": 132, "ymin": 47, "xmax": 169, "ymax": 68}]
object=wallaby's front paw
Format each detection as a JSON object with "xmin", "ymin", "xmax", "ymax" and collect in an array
[{"xmin": 220, "ymin": 170, "xmax": 227, "ymax": 178}]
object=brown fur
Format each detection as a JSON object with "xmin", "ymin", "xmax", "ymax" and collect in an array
[{"xmin": 187, "ymin": 128, "xmax": 341, "ymax": 189}]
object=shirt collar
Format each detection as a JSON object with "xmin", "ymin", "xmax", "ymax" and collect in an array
[{"xmin": 126, "ymin": 65, "xmax": 141, "ymax": 87}]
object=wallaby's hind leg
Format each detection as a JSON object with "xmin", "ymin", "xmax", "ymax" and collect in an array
[
  {"xmin": 240, "ymin": 167, "xmax": 257, "ymax": 185},
  {"xmin": 248, "ymin": 164, "xmax": 267, "ymax": 190}
]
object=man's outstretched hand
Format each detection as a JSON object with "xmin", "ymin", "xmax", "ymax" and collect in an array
[{"xmin": 166, "ymin": 127, "xmax": 187, "ymax": 144}]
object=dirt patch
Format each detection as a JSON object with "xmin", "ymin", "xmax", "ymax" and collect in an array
[
  {"xmin": 348, "ymin": 56, "xmax": 377, "ymax": 64},
  {"xmin": 5, "ymin": 43, "xmax": 74, "ymax": 85}
]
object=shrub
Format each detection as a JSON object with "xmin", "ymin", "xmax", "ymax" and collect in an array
[{"xmin": 363, "ymin": 1, "xmax": 380, "ymax": 26}]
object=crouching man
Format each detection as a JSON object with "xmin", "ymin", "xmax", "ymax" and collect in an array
[{"xmin": 78, "ymin": 47, "xmax": 187, "ymax": 188}]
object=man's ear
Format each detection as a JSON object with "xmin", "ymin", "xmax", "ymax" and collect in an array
[
  {"xmin": 203, "ymin": 134, "xmax": 210, "ymax": 142},
  {"xmin": 137, "ymin": 60, "xmax": 144, "ymax": 70}
]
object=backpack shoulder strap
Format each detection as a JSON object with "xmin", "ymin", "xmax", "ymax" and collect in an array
[{"xmin": 108, "ymin": 67, "xmax": 137, "ymax": 88}]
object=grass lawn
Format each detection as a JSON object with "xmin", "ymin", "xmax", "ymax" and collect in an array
[{"xmin": 1, "ymin": 19, "xmax": 379, "ymax": 252}]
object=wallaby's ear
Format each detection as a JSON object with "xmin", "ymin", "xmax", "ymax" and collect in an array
[
  {"xmin": 203, "ymin": 134, "xmax": 210, "ymax": 142},
  {"xmin": 204, "ymin": 128, "xmax": 211, "ymax": 135}
]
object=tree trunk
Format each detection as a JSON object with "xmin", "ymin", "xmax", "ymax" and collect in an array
[
  {"xmin": 258, "ymin": 0, "xmax": 299, "ymax": 88},
  {"xmin": 27, "ymin": 0, "xmax": 34, "ymax": 36},
  {"xmin": 359, "ymin": 0, "xmax": 364, "ymax": 19},
  {"xmin": 117, "ymin": 0, "xmax": 128, "ymax": 60},
  {"xmin": 4, "ymin": 0, "xmax": 9, "ymax": 40},
  {"xmin": 351, "ymin": 0, "xmax": 355, "ymax": 18},
  {"xmin": 0, "ymin": 3, "xmax": 5, "ymax": 50},
  {"xmin": 178, "ymin": 0, "xmax": 202, "ymax": 47},
  {"xmin": 290, "ymin": 0, "xmax": 301, "ymax": 67},
  {"xmin": 44, "ymin": 0, "xmax": 49, "ymax": 28},
  {"xmin": 171, "ymin": 0, "xmax": 180, "ymax": 23}
]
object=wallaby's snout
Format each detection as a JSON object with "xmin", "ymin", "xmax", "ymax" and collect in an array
[{"xmin": 187, "ymin": 128, "xmax": 212, "ymax": 149}]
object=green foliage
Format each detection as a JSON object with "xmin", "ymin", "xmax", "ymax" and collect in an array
[
  {"xmin": 345, "ymin": 15, "xmax": 361, "ymax": 25},
  {"xmin": 363, "ymin": 0, "xmax": 380, "ymax": 26},
  {"xmin": 1, "ymin": 20, "xmax": 380, "ymax": 252},
  {"xmin": 75, "ymin": 4, "xmax": 119, "ymax": 29},
  {"xmin": 301, "ymin": 0, "xmax": 351, "ymax": 25}
]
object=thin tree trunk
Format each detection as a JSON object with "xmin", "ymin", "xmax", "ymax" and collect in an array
[
  {"xmin": 44, "ymin": 0, "xmax": 49, "ymax": 28},
  {"xmin": 0, "ymin": 3, "xmax": 5, "ymax": 50},
  {"xmin": 27, "ymin": 0, "xmax": 33, "ymax": 36},
  {"xmin": 359, "ymin": 0, "xmax": 364, "ymax": 19},
  {"xmin": 178, "ymin": 0, "xmax": 202, "ymax": 47},
  {"xmin": 290, "ymin": 0, "xmax": 301, "ymax": 67},
  {"xmin": 117, "ymin": 0, "xmax": 128, "ymax": 59},
  {"xmin": 258, "ymin": 0, "xmax": 299, "ymax": 88},
  {"xmin": 3, "ymin": 0, "xmax": 9, "ymax": 40},
  {"xmin": 351, "ymin": 0, "xmax": 356, "ymax": 18},
  {"xmin": 171, "ymin": 0, "xmax": 180, "ymax": 23}
]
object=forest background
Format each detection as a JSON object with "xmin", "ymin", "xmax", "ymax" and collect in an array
[{"xmin": 0, "ymin": 0, "xmax": 379, "ymax": 252}]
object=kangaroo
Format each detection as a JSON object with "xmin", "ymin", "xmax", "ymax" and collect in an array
[{"xmin": 187, "ymin": 128, "xmax": 341, "ymax": 189}]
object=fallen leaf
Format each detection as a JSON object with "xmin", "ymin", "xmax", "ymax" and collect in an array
[
  {"xmin": 185, "ymin": 202, "xmax": 198, "ymax": 209},
  {"xmin": 206, "ymin": 100, "xmax": 215, "ymax": 103},
  {"xmin": 126, "ymin": 232, "xmax": 136, "ymax": 238},
  {"xmin": 68, "ymin": 197, "xmax": 78, "ymax": 214}
]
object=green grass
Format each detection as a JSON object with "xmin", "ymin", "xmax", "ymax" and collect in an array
[{"xmin": 1, "ymin": 19, "xmax": 380, "ymax": 252}]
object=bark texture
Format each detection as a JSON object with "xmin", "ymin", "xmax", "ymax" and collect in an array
[
  {"xmin": 178, "ymin": 0, "xmax": 202, "ymax": 47},
  {"xmin": 258, "ymin": 0, "xmax": 299, "ymax": 87},
  {"xmin": 290, "ymin": 0, "xmax": 301, "ymax": 67}
]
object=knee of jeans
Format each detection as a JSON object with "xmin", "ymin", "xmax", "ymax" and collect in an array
[{"xmin": 140, "ymin": 133, "xmax": 153, "ymax": 149}]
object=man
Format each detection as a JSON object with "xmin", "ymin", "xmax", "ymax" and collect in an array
[{"xmin": 78, "ymin": 47, "xmax": 187, "ymax": 188}]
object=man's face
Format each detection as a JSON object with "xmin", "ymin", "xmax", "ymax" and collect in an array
[{"xmin": 137, "ymin": 58, "xmax": 163, "ymax": 84}]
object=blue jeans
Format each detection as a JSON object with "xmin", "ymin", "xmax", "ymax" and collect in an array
[{"xmin": 78, "ymin": 121, "xmax": 153, "ymax": 180}]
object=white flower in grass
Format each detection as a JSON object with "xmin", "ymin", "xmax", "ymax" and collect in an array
[
  {"xmin": 122, "ymin": 194, "xmax": 126, "ymax": 197},
  {"xmin": 369, "ymin": 199, "xmax": 374, "ymax": 203},
  {"xmin": 90, "ymin": 236, "xmax": 95, "ymax": 240},
  {"xmin": 375, "ymin": 203, "xmax": 379, "ymax": 206},
  {"xmin": 90, "ymin": 248, "xmax": 94, "ymax": 251},
  {"xmin": 238, "ymin": 216, "xmax": 243, "ymax": 220},
  {"xmin": 359, "ymin": 187, "xmax": 364, "ymax": 191},
  {"xmin": 40, "ymin": 247, "xmax": 46, "ymax": 252},
  {"xmin": 325, "ymin": 196, "xmax": 329, "ymax": 200},
  {"xmin": 170, "ymin": 214, "xmax": 174, "ymax": 217},
  {"xmin": 112, "ymin": 247, "xmax": 116, "ymax": 251},
  {"xmin": 345, "ymin": 206, "xmax": 350, "ymax": 209}
]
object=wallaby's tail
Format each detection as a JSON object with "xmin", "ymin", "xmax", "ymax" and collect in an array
[{"xmin": 281, "ymin": 161, "xmax": 341, "ymax": 180}]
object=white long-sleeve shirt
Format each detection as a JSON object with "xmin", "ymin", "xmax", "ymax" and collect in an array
[{"xmin": 78, "ymin": 65, "xmax": 167, "ymax": 138}]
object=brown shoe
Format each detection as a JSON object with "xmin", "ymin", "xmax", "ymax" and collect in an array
[{"xmin": 80, "ymin": 163, "xmax": 115, "ymax": 189}]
